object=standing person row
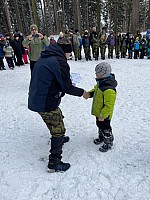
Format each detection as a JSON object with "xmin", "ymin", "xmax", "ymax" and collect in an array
[
  {"xmin": 5, "ymin": 32, "xmax": 26, "ymax": 66},
  {"xmin": 22, "ymin": 24, "xmax": 49, "ymax": 75}
]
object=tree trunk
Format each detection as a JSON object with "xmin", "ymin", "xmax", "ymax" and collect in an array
[
  {"xmin": 131, "ymin": 0, "xmax": 140, "ymax": 35},
  {"xmin": 13, "ymin": 0, "xmax": 23, "ymax": 33},
  {"xmin": 3, "ymin": 0, "xmax": 12, "ymax": 33},
  {"xmin": 53, "ymin": 0, "xmax": 60, "ymax": 34},
  {"xmin": 28, "ymin": 0, "xmax": 34, "ymax": 24},
  {"xmin": 147, "ymin": 0, "xmax": 150, "ymax": 29},
  {"xmin": 126, "ymin": 0, "xmax": 132, "ymax": 32},
  {"xmin": 97, "ymin": 0, "xmax": 101, "ymax": 33},
  {"xmin": 74, "ymin": 0, "xmax": 81, "ymax": 31},
  {"xmin": 31, "ymin": 0, "xmax": 39, "ymax": 27},
  {"xmin": 20, "ymin": 0, "xmax": 28, "ymax": 35}
]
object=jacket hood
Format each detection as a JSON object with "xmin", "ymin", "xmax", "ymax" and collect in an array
[
  {"xmin": 41, "ymin": 44, "xmax": 66, "ymax": 59},
  {"xmin": 96, "ymin": 74, "xmax": 117, "ymax": 91}
]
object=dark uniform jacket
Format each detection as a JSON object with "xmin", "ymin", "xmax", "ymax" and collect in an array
[{"xmin": 28, "ymin": 44, "xmax": 84, "ymax": 112}]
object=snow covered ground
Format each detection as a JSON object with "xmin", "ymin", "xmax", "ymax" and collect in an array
[{"xmin": 0, "ymin": 52, "xmax": 150, "ymax": 200}]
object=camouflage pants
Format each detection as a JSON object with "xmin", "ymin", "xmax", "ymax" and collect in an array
[
  {"xmin": 93, "ymin": 47, "xmax": 99, "ymax": 60},
  {"xmin": 108, "ymin": 46, "xmax": 114, "ymax": 58},
  {"xmin": 84, "ymin": 47, "xmax": 91, "ymax": 60},
  {"xmin": 100, "ymin": 47, "xmax": 106, "ymax": 59},
  {"xmin": 39, "ymin": 107, "xmax": 66, "ymax": 137},
  {"xmin": 115, "ymin": 46, "xmax": 120, "ymax": 57},
  {"xmin": 121, "ymin": 46, "xmax": 127, "ymax": 58},
  {"xmin": 73, "ymin": 47, "xmax": 80, "ymax": 60}
]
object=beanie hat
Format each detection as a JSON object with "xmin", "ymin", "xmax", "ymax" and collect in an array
[
  {"xmin": 59, "ymin": 32, "xmax": 64, "ymax": 37},
  {"xmin": 95, "ymin": 62, "xmax": 111, "ymax": 79},
  {"xmin": 75, "ymin": 29, "xmax": 79, "ymax": 33},
  {"xmin": 30, "ymin": 24, "xmax": 38, "ymax": 31},
  {"xmin": 14, "ymin": 33, "xmax": 20, "ymax": 38},
  {"xmin": 5, "ymin": 33, "xmax": 10, "ymax": 37},
  {"xmin": 57, "ymin": 37, "xmax": 72, "ymax": 53}
]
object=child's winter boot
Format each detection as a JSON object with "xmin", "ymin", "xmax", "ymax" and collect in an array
[
  {"xmin": 63, "ymin": 136, "xmax": 70, "ymax": 143},
  {"xmin": 99, "ymin": 129, "xmax": 114, "ymax": 152},
  {"xmin": 94, "ymin": 129, "xmax": 104, "ymax": 145},
  {"xmin": 48, "ymin": 137, "xmax": 70, "ymax": 172}
]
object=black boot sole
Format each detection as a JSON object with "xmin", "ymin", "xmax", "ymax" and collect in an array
[{"xmin": 47, "ymin": 163, "xmax": 70, "ymax": 173}]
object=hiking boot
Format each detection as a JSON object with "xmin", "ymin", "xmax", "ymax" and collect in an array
[
  {"xmin": 48, "ymin": 161, "xmax": 70, "ymax": 172},
  {"xmin": 99, "ymin": 129, "xmax": 114, "ymax": 152},
  {"xmin": 99, "ymin": 142, "xmax": 113, "ymax": 152},
  {"xmin": 63, "ymin": 136, "xmax": 70, "ymax": 143},
  {"xmin": 93, "ymin": 129, "xmax": 103, "ymax": 145},
  {"xmin": 48, "ymin": 137, "xmax": 70, "ymax": 172},
  {"xmin": 94, "ymin": 137, "xmax": 103, "ymax": 145}
]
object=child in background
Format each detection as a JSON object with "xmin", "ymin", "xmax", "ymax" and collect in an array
[
  {"xmin": 134, "ymin": 37, "xmax": 140, "ymax": 59},
  {"xmin": 50, "ymin": 35, "xmax": 56, "ymax": 45},
  {"xmin": 3, "ymin": 40, "xmax": 15, "ymax": 70},
  {"xmin": 22, "ymin": 47, "xmax": 29, "ymax": 64},
  {"xmin": 86, "ymin": 62, "xmax": 117, "ymax": 152}
]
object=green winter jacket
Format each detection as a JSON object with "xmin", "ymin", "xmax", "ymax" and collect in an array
[
  {"xmin": 22, "ymin": 36, "xmax": 49, "ymax": 61},
  {"xmin": 88, "ymin": 74, "xmax": 117, "ymax": 119}
]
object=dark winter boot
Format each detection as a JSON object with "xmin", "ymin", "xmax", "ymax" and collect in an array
[
  {"xmin": 94, "ymin": 129, "xmax": 104, "ymax": 145},
  {"xmin": 48, "ymin": 137, "xmax": 70, "ymax": 172},
  {"xmin": 63, "ymin": 136, "xmax": 70, "ymax": 144},
  {"xmin": 99, "ymin": 129, "xmax": 114, "ymax": 152}
]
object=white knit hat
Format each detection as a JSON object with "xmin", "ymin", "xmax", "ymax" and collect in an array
[{"xmin": 95, "ymin": 62, "xmax": 112, "ymax": 78}]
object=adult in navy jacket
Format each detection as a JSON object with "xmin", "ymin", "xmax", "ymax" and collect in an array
[{"xmin": 28, "ymin": 41, "xmax": 88, "ymax": 172}]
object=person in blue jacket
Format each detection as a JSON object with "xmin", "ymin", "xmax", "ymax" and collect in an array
[
  {"xmin": 28, "ymin": 37, "xmax": 88, "ymax": 172},
  {"xmin": 134, "ymin": 37, "xmax": 140, "ymax": 59}
]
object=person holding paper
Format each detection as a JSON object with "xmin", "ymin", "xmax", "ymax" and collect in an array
[{"xmin": 28, "ymin": 38, "xmax": 88, "ymax": 172}]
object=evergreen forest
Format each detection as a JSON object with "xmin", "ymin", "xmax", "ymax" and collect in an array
[{"xmin": 0, "ymin": 0, "xmax": 150, "ymax": 35}]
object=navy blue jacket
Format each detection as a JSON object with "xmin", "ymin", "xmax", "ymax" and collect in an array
[
  {"xmin": 28, "ymin": 44, "xmax": 84, "ymax": 112},
  {"xmin": 0, "ymin": 41, "xmax": 5, "ymax": 58}
]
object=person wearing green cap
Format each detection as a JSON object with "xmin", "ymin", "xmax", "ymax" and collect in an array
[{"xmin": 22, "ymin": 24, "xmax": 49, "ymax": 75}]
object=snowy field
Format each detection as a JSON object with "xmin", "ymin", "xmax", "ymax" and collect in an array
[{"xmin": 0, "ymin": 52, "xmax": 150, "ymax": 200}]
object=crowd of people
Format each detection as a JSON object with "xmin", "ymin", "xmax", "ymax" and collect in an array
[
  {"xmin": 1, "ymin": 24, "xmax": 150, "ymax": 172},
  {"xmin": 1, "ymin": 26, "xmax": 150, "ymax": 71},
  {"xmin": 62, "ymin": 27, "xmax": 150, "ymax": 61}
]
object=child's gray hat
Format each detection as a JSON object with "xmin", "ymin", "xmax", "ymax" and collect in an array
[{"xmin": 95, "ymin": 62, "xmax": 112, "ymax": 78}]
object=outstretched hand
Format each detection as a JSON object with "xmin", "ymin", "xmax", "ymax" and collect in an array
[{"xmin": 83, "ymin": 90, "xmax": 89, "ymax": 100}]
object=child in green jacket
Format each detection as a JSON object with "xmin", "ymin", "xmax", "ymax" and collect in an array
[{"xmin": 87, "ymin": 62, "xmax": 117, "ymax": 152}]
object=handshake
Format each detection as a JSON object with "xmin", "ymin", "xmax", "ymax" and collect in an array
[{"xmin": 83, "ymin": 90, "xmax": 89, "ymax": 100}]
